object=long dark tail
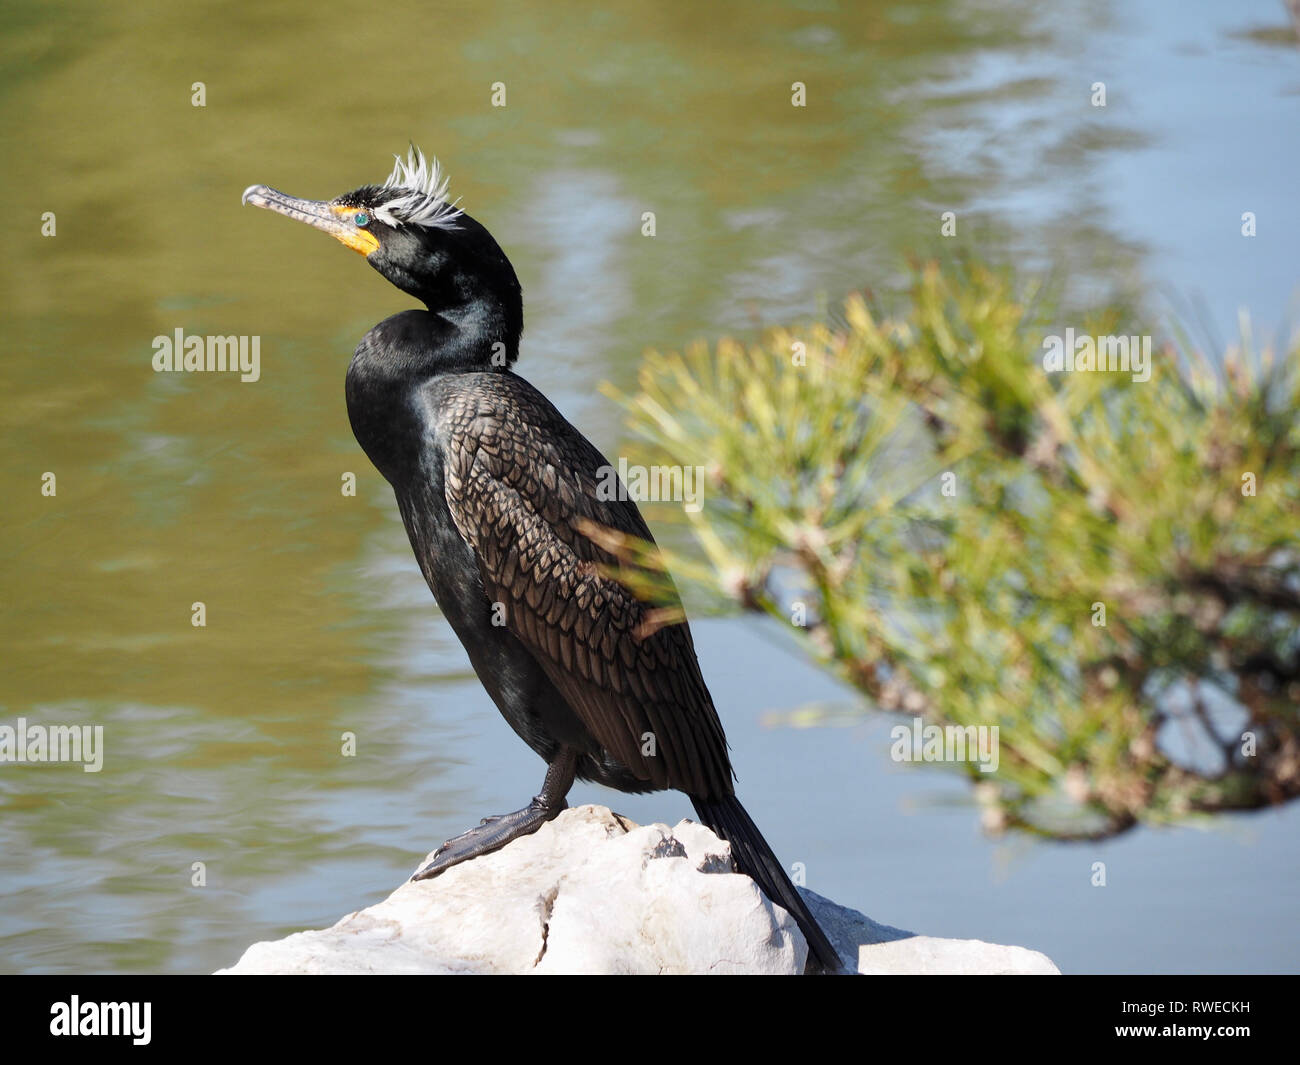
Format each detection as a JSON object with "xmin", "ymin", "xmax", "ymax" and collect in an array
[{"xmin": 691, "ymin": 793, "xmax": 843, "ymax": 973}]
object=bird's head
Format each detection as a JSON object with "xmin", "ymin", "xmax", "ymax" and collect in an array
[{"xmin": 242, "ymin": 147, "xmax": 522, "ymax": 361}]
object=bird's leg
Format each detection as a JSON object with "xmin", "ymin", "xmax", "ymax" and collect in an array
[{"xmin": 411, "ymin": 748, "xmax": 578, "ymax": 881}]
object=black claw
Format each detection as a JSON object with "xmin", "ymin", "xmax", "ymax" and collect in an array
[{"xmin": 410, "ymin": 803, "xmax": 561, "ymax": 882}]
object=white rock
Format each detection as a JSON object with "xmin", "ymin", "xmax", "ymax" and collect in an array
[
  {"xmin": 216, "ymin": 805, "xmax": 1059, "ymax": 975},
  {"xmin": 857, "ymin": 935, "xmax": 1060, "ymax": 975}
]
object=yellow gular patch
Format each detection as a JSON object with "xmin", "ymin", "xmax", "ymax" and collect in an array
[
  {"xmin": 338, "ymin": 230, "xmax": 380, "ymax": 256},
  {"xmin": 330, "ymin": 205, "xmax": 380, "ymax": 256}
]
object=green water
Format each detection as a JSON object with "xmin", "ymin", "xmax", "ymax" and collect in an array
[{"xmin": 3, "ymin": 0, "xmax": 1297, "ymax": 974}]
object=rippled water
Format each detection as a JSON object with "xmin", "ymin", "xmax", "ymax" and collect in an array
[{"xmin": 2, "ymin": 0, "xmax": 1297, "ymax": 974}]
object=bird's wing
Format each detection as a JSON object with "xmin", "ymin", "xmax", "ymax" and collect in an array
[{"xmin": 438, "ymin": 374, "xmax": 733, "ymax": 798}]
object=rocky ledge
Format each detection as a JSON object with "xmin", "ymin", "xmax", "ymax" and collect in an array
[{"xmin": 217, "ymin": 804, "xmax": 1059, "ymax": 975}]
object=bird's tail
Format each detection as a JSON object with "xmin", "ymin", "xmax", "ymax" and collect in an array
[{"xmin": 691, "ymin": 793, "xmax": 843, "ymax": 974}]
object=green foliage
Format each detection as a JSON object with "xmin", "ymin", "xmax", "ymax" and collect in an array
[{"xmin": 606, "ymin": 262, "xmax": 1300, "ymax": 839}]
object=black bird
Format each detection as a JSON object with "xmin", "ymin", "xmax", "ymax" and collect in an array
[{"xmin": 242, "ymin": 148, "xmax": 842, "ymax": 973}]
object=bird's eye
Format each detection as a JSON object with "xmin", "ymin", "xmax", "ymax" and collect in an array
[{"xmin": 354, "ymin": 211, "xmax": 370, "ymax": 227}]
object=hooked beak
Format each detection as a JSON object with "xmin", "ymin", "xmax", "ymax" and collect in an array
[{"xmin": 241, "ymin": 185, "xmax": 379, "ymax": 256}]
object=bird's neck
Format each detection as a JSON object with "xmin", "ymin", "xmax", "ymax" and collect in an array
[
  {"xmin": 431, "ymin": 297, "xmax": 520, "ymax": 370},
  {"xmin": 346, "ymin": 306, "xmax": 515, "ymax": 485}
]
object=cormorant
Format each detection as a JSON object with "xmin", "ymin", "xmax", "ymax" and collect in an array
[{"xmin": 242, "ymin": 148, "xmax": 842, "ymax": 973}]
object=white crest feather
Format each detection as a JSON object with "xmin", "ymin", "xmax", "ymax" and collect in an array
[{"xmin": 374, "ymin": 146, "xmax": 462, "ymax": 229}]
